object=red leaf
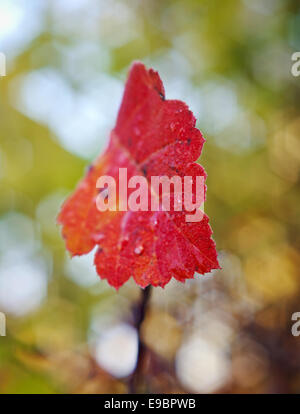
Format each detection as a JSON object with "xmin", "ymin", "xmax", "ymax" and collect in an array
[{"xmin": 57, "ymin": 62, "xmax": 220, "ymax": 289}]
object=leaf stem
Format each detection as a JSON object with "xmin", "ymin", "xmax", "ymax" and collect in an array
[{"xmin": 128, "ymin": 285, "xmax": 152, "ymax": 393}]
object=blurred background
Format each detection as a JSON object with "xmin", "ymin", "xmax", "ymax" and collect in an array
[{"xmin": 0, "ymin": 0, "xmax": 300, "ymax": 394}]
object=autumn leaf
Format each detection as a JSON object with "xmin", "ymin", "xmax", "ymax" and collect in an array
[{"xmin": 57, "ymin": 62, "xmax": 219, "ymax": 289}]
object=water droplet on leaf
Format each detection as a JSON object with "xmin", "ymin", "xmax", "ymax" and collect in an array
[
  {"xmin": 93, "ymin": 233, "xmax": 105, "ymax": 243},
  {"xmin": 134, "ymin": 245, "xmax": 144, "ymax": 255}
]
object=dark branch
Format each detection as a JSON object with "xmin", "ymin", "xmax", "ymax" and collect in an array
[{"xmin": 128, "ymin": 285, "xmax": 152, "ymax": 393}]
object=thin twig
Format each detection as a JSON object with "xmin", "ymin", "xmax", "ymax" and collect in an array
[{"xmin": 128, "ymin": 285, "xmax": 152, "ymax": 393}]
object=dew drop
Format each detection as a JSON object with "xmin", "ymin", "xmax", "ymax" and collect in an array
[
  {"xmin": 134, "ymin": 245, "xmax": 144, "ymax": 255},
  {"xmin": 99, "ymin": 188, "xmax": 109, "ymax": 200},
  {"xmin": 93, "ymin": 233, "xmax": 105, "ymax": 243},
  {"xmin": 151, "ymin": 215, "xmax": 158, "ymax": 228},
  {"xmin": 134, "ymin": 126, "xmax": 141, "ymax": 136}
]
